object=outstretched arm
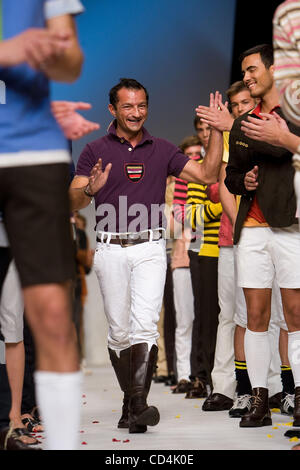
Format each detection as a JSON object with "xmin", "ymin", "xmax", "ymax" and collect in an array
[{"xmin": 179, "ymin": 92, "xmax": 223, "ymax": 184}]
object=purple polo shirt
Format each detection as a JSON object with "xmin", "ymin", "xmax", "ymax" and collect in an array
[{"xmin": 75, "ymin": 121, "xmax": 190, "ymax": 233}]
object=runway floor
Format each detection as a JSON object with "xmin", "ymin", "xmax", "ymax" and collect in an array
[{"xmin": 36, "ymin": 365, "xmax": 300, "ymax": 453}]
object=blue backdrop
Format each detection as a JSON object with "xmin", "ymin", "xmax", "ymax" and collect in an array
[{"xmin": 51, "ymin": 0, "xmax": 237, "ymax": 163}]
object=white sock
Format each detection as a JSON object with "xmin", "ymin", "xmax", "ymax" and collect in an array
[
  {"xmin": 288, "ymin": 330, "xmax": 300, "ymax": 388},
  {"xmin": 244, "ymin": 328, "xmax": 271, "ymax": 389},
  {"xmin": 34, "ymin": 370, "xmax": 82, "ymax": 450}
]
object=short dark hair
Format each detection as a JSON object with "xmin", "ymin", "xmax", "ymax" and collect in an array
[
  {"xmin": 193, "ymin": 115, "xmax": 203, "ymax": 130},
  {"xmin": 239, "ymin": 44, "xmax": 274, "ymax": 69},
  {"xmin": 109, "ymin": 78, "xmax": 149, "ymax": 108},
  {"xmin": 179, "ymin": 135, "xmax": 202, "ymax": 153},
  {"xmin": 226, "ymin": 80, "xmax": 248, "ymax": 102}
]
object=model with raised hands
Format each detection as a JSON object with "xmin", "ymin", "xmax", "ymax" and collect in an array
[{"xmin": 70, "ymin": 78, "xmax": 224, "ymax": 433}]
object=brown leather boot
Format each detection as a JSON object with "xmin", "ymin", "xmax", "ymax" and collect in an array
[
  {"xmin": 108, "ymin": 347, "xmax": 131, "ymax": 428},
  {"xmin": 239, "ymin": 387, "xmax": 272, "ymax": 427},
  {"xmin": 293, "ymin": 387, "xmax": 300, "ymax": 426},
  {"xmin": 128, "ymin": 343, "xmax": 160, "ymax": 434}
]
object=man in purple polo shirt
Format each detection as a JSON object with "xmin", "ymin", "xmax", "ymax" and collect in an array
[{"xmin": 70, "ymin": 78, "xmax": 223, "ymax": 434}]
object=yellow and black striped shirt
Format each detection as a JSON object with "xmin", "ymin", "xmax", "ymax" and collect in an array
[{"xmin": 186, "ymin": 175, "xmax": 222, "ymax": 257}]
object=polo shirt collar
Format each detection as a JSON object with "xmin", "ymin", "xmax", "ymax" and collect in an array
[
  {"xmin": 108, "ymin": 120, "xmax": 153, "ymax": 145},
  {"xmin": 250, "ymin": 102, "xmax": 280, "ymax": 117}
]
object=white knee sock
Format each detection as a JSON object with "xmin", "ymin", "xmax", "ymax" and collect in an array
[
  {"xmin": 288, "ymin": 330, "xmax": 300, "ymax": 388},
  {"xmin": 244, "ymin": 328, "xmax": 271, "ymax": 389},
  {"xmin": 34, "ymin": 370, "xmax": 82, "ymax": 450}
]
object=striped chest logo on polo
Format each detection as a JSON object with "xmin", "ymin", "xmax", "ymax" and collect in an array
[{"xmin": 124, "ymin": 163, "xmax": 145, "ymax": 182}]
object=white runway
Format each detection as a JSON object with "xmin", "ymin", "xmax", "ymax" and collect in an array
[{"xmin": 36, "ymin": 365, "xmax": 300, "ymax": 452}]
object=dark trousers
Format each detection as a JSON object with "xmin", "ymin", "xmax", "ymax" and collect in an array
[
  {"xmin": 189, "ymin": 252, "xmax": 219, "ymax": 387},
  {"xmin": 21, "ymin": 316, "xmax": 36, "ymax": 415},
  {"xmin": 0, "ymin": 247, "xmax": 12, "ymax": 430},
  {"xmin": 163, "ymin": 263, "xmax": 176, "ymax": 376}
]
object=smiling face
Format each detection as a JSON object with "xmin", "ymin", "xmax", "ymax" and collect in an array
[
  {"xmin": 108, "ymin": 87, "xmax": 148, "ymax": 138},
  {"xmin": 230, "ymin": 89, "xmax": 256, "ymax": 118},
  {"xmin": 242, "ymin": 52, "xmax": 274, "ymax": 99}
]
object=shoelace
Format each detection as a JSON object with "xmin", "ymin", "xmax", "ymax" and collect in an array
[
  {"xmin": 282, "ymin": 393, "xmax": 295, "ymax": 413},
  {"xmin": 251, "ymin": 394, "xmax": 263, "ymax": 408},
  {"xmin": 232, "ymin": 394, "xmax": 252, "ymax": 410}
]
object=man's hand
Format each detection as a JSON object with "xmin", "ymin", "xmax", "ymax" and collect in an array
[
  {"xmin": 195, "ymin": 92, "xmax": 234, "ymax": 131},
  {"xmin": 88, "ymin": 158, "xmax": 112, "ymax": 195},
  {"xmin": 241, "ymin": 112, "xmax": 289, "ymax": 147},
  {"xmin": 244, "ymin": 165, "xmax": 258, "ymax": 191},
  {"xmin": 0, "ymin": 28, "xmax": 71, "ymax": 69},
  {"xmin": 51, "ymin": 101, "xmax": 100, "ymax": 140}
]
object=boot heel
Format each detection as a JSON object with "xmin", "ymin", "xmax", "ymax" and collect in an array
[
  {"xmin": 135, "ymin": 406, "xmax": 160, "ymax": 426},
  {"xmin": 129, "ymin": 423, "xmax": 147, "ymax": 434},
  {"xmin": 262, "ymin": 416, "xmax": 272, "ymax": 426}
]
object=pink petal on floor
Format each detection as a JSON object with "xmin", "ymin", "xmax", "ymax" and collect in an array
[
  {"xmin": 123, "ymin": 439, "xmax": 130, "ymax": 443},
  {"xmin": 112, "ymin": 438, "xmax": 121, "ymax": 442}
]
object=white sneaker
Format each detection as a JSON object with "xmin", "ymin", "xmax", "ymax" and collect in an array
[{"xmin": 229, "ymin": 394, "xmax": 252, "ymax": 418}]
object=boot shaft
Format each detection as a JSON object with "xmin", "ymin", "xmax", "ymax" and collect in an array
[
  {"xmin": 108, "ymin": 347, "xmax": 131, "ymax": 393},
  {"xmin": 130, "ymin": 343, "xmax": 158, "ymax": 397}
]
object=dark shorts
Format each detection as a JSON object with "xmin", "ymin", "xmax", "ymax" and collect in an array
[{"xmin": 0, "ymin": 163, "xmax": 75, "ymax": 287}]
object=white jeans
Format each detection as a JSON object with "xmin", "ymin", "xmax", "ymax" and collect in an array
[
  {"xmin": 172, "ymin": 268, "xmax": 194, "ymax": 381},
  {"xmin": 93, "ymin": 238, "xmax": 167, "ymax": 352},
  {"xmin": 211, "ymin": 247, "xmax": 241, "ymax": 398},
  {"xmin": 212, "ymin": 246, "xmax": 282, "ymax": 399}
]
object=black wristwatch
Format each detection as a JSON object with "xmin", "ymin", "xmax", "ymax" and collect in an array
[{"xmin": 83, "ymin": 184, "xmax": 94, "ymax": 198}]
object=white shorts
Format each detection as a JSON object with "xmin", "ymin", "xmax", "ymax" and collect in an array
[
  {"xmin": 0, "ymin": 261, "xmax": 24, "ymax": 343},
  {"xmin": 236, "ymin": 225, "xmax": 300, "ymax": 289},
  {"xmin": 224, "ymin": 246, "xmax": 287, "ymax": 330}
]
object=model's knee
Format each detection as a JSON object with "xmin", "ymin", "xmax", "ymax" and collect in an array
[{"xmin": 247, "ymin": 308, "xmax": 269, "ymax": 331}]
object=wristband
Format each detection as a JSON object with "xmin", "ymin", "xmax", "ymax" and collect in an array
[{"xmin": 83, "ymin": 184, "xmax": 94, "ymax": 198}]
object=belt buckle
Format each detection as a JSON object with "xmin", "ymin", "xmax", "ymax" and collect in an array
[{"xmin": 120, "ymin": 237, "xmax": 132, "ymax": 248}]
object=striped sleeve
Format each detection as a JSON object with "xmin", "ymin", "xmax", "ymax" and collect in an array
[
  {"xmin": 273, "ymin": 0, "xmax": 300, "ymax": 125},
  {"xmin": 172, "ymin": 177, "xmax": 188, "ymax": 224}
]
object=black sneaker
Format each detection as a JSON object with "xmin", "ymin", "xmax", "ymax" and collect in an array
[{"xmin": 229, "ymin": 394, "xmax": 252, "ymax": 418}]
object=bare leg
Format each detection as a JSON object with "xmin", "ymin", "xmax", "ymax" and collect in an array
[
  {"xmin": 6, "ymin": 341, "xmax": 37, "ymax": 444},
  {"xmin": 23, "ymin": 283, "xmax": 81, "ymax": 450},
  {"xmin": 279, "ymin": 328, "xmax": 290, "ymax": 366},
  {"xmin": 23, "ymin": 283, "xmax": 79, "ymax": 372}
]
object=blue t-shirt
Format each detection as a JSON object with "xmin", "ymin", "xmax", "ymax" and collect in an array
[{"xmin": 0, "ymin": 0, "xmax": 83, "ymax": 158}]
